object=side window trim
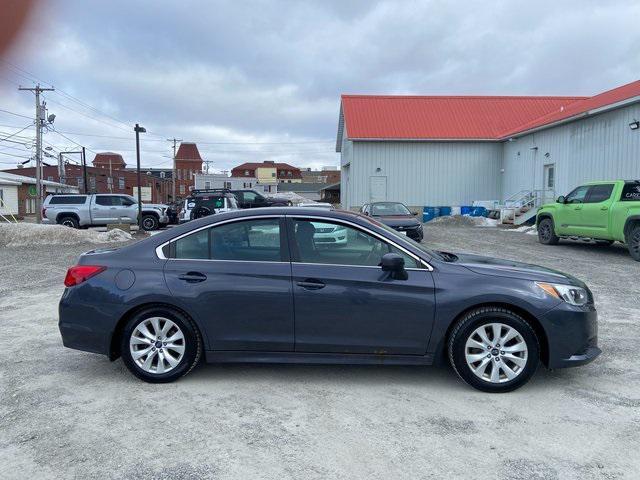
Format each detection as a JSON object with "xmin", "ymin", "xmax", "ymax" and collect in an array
[
  {"xmin": 285, "ymin": 215, "xmax": 430, "ymax": 270},
  {"xmin": 158, "ymin": 215, "xmax": 287, "ymax": 262}
]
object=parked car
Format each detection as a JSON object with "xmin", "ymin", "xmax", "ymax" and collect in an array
[
  {"xmin": 42, "ymin": 194, "xmax": 169, "ymax": 231},
  {"xmin": 536, "ymin": 180, "xmax": 640, "ymax": 260},
  {"xmin": 178, "ymin": 190, "xmax": 238, "ymax": 223},
  {"xmin": 361, "ymin": 202, "xmax": 423, "ymax": 241},
  {"xmin": 59, "ymin": 207, "xmax": 599, "ymax": 392}
]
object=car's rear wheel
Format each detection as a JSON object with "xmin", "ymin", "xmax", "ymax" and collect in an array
[
  {"xmin": 121, "ymin": 307, "xmax": 202, "ymax": 383},
  {"xmin": 141, "ymin": 214, "xmax": 159, "ymax": 231},
  {"xmin": 448, "ymin": 307, "xmax": 540, "ymax": 393},
  {"xmin": 628, "ymin": 225, "xmax": 640, "ymax": 261},
  {"xmin": 58, "ymin": 215, "xmax": 79, "ymax": 228},
  {"xmin": 538, "ymin": 218, "xmax": 559, "ymax": 245}
]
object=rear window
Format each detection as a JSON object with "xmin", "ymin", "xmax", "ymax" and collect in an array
[
  {"xmin": 48, "ymin": 195, "xmax": 87, "ymax": 205},
  {"xmin": 621, "ymin": 183, "xmax": 640, "ymax": 202}
]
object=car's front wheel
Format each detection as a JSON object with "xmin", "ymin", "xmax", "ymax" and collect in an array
[
  {"xmin": 538, "ymin": 217, "xmax": 559, "ymax": 245},
  {"xmin": 121, "ymin": 307, "xmax": 202, "ymax": 383},
  {"xmin": 448, "ymin": 307, "xmax": 540, "ymax": 393}
]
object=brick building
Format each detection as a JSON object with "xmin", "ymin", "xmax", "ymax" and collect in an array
[
  {"xmin": 174, "ymin": 142, "xmax": 204, "ymax": 199},
  {"xmin": 231, "ymin": 161, "xmax": 302, "ymax": 183},
  {"xmin": 1, "ymin": 163, "xmax": 172, "ymax": 204},
  {"xmin": 92, "ymin": 152, "xmax": 127, "ymax": 171}
]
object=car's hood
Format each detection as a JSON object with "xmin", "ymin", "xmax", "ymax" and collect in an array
[
  {"xmin": 373, "ymin": 215, "xmax": 420, "ymax": 227},
  {"xmin": 450, "ymin": 252, "xmax": 585, "ymax": 286}
]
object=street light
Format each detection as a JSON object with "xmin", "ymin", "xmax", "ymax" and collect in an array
[{"xmin": 134, "ymin": 123, "xmax": 146, "ymax": 231}]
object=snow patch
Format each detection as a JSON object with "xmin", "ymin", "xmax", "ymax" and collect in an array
[
  {"xmin": 429, "ymin": 215, "xmax": 498, "ymax": 227},
  {"xmin": 0, "ymin": 223, "xmax": 133, "ymax": 247},
  {"xmin": 505, "ymin": 225, "xmax": 538, "ymax": 235}
]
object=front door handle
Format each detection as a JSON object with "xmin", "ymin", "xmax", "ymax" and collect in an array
[
  {"xmin": 574, "ymin": 206, "xmax": 582, "ymax": 210},
  {"xmin": 178, "ymin": 272, "xmax": 207, "ymax": 283},
  {"xmin": 296, "ymin": 279, "xmax": 325, "ymax": 290},
  {"xmin": 600, "ymin": 206, "xmax": 609, "ymax": 211}
]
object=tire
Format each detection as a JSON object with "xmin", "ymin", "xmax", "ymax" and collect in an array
[
  {"xmin": 448, "ymin": 307, "xmax": 540, "ymax": 393},
  {"xmin": 594, "ymin": 240, "xmax": 614, "ymax": 246},
  {"xmin": 121, "ymin": 307, "xmax": 202, "ymax": 383},
  {"xmin": 628, "ymin": 225, "xmax": 640, "ymax": 261},
  {"xmin": 538, "ymin": 217, "xmax": 559, "ymax": 245},
  {"xmin": 58, "ymin": 215, "xmax": 79, "ymax": 229},
  {"xmin": 141, "ymin": 214, "xmax": 159, "ymax": 231}
]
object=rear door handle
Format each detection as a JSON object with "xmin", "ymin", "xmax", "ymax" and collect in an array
[
  {"xmin": 178, "ymin": 272, "xmax": 207, "ymax": 283},
  {"xmin": 600, "ymin": 206, "xmax": 609, "ymax": 211},
  {"xmin": 296, "ymin": 279, "xmax": 325, "ymax": 290}
]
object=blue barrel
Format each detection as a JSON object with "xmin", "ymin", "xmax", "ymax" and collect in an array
[
  {"xmin": 422, "ymin": 206, "xmax": 440, "ymax": 222},
  {"xmin": 460, "ymin": 206, "xmax": 473, "ymax": 215},
  {"xmin": 439, "ymin": 206, "xmax": 452, "ymax": 216},
  {"xmin": 469, "ymin": 206, "xmax": 487, "ymax": 217}
]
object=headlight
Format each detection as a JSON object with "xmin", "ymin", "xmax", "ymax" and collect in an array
[{"xmin": 536, "ymin": 282, "xmax": 589, "ymax": 306}]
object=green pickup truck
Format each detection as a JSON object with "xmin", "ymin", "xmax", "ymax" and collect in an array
[{"xmin": 536, "ymin": 180, "xmax": 640, "ymax": 261}]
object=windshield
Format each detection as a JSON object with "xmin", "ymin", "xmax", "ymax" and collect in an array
[{"xmin": 371, "ymin": 202, "xmax": 411, "ymax": 216}]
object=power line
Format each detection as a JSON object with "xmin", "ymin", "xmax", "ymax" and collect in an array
[
  {"xmin": 0, "ymin": 108, "xmax": 32, "ymax": 119},
  {"xmin": 0, "ymin": 124, "xmax": 34, "ymax": 142}
]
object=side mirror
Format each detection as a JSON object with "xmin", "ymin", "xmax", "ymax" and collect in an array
[
  {"xmin": 381, "ymin": 253, "xmax": 407, "ymax": 280},
  {"xmin": 556, "ymin": 195, "xmax": 566, "ymax": 204}
]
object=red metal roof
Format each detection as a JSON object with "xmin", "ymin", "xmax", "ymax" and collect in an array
[
  {"xmin": 341, "ymin": 95, "xmax": 585, "ymax": 141},
  {"xmin": 500, "ymin": 79, "xmax": 640, "ymax": 137},
  {"xmin": 175, "ymin": 142, "xmax": 203, "ymax": 161}
]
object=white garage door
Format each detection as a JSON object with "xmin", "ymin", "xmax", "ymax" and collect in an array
[{"xmin": 0, "ymin": 186, "xmax": 19, "ymax": 215}]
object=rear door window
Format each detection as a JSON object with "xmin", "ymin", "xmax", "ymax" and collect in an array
[
  {"xmin": 585, "ymin": 184, "xmax": 614, "ymax": 203},
  {"xmin": 95, "ymin": 196, "xmax": 116, "ymax": 206},
  {"xmin": 620, "ymin": 183, "xmax": 640, "ymax": 202},
  {"xmin": 172, "ymin": 218, "xmax": 283, "ymax": 262},
  {"xmin": 48, "ymin": 195, "xmax": 87, "ymax": 205}
]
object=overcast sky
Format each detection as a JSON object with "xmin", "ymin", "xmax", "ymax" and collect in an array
[{"xmin": 1, "ymin": 0, "xmax": 638, "ymax": 172}]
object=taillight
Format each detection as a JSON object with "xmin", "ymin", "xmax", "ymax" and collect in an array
[{"xmin": 64, "ymin": 265, "xmax": 106, "ymax": 287}]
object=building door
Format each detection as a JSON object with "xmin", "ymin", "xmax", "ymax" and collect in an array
[
  {"xmin": 543, "ymin": 164, "xmax": 555, "ymax": 203},
  {"xmin": 369, "ymin": 176, "xmax": 387, "ymax": 203}
]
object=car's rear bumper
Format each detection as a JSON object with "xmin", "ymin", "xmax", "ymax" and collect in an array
[
  {"xmin": 542, "ymin": 303, "xmax": 600, "ymax": 369},
  {"xmin": 58, "ymin": 287, "xmax": 125, "ymax": 356}
]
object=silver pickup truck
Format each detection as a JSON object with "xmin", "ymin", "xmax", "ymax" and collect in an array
[{"xmin": 42, "ymin": 194, "xmax": 169, "ymax": 230}]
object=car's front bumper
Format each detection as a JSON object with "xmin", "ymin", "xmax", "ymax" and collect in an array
[{"xmin": 542, "ymin": 302, "xmax": 600, "ymax": 369}]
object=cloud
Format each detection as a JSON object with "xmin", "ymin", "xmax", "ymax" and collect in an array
[{"xmin": 1, "ymin": 0, "xmax": 638, "ymax": 171}]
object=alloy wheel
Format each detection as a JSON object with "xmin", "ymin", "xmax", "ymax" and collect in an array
[
  {"xmin": 464, "ymin": 323, "xmax": 528, "ymax": 384},
  {"xmin": 129, "ymin": 317, "xmax": 186, "ymax": 374},
  {"xmin": 143, "ymin": 217, "xmax": 156, "ymax": 230}
]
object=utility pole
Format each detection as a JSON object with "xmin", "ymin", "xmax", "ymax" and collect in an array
[
  {"xmin": 81, "ymin": 146, "xmax": 88, "ymax": 193},
  {"xmin": 58, "ymin": 150, "xmax": 82, "ymax": 186},
  {"xmin": 167, "ymin": 138, "xmax": 181, "ymax": 202},
  {"xmin": 19, "ymin": 83, "xmax": 54, "ymax": 223}
]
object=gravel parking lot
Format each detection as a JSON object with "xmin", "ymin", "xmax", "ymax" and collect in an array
[{"xmin": 1, "ymin": 222, "xmax": 639, "ymax": 479}]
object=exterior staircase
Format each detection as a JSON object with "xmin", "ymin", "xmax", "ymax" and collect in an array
[{"xmin": 497, "ymin": 189, "xmax": 554, "ymax": 225}]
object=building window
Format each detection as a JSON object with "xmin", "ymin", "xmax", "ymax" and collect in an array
[
  {"xmin": 287, "ymin": 171, "xmax": 292, "ymax": 177},
  {"xmin": 89, "ymin": 176, "xmax": 96, "ymax": 192},
  {"xmin": 47, "ymin": 176, "xmax": 54, "ymax": 182},
  {"xmin": 180, "ymin": 185, "xmax": 185, "ymax": 194},
  {"xmin": 205, "ymin": 181, "xmax": 211, "ymax": 189},
  {"xmin": 118, "ymin": 177, "xmax": 125, "ymax": 190},
  {"xmin": 271, "ymin": 172, "xmax": 276, "ymax": 177},
  {"xmin": 279, "ymin": 170, "xmax": 285, "ymax": 176},
  {"xmin": 224, "ymin": 182, "xmax": 231, "ymax": 189},
  {"xmin": 160, "ymin": 171, "xmax": 165, "ymax": 179},
  {"xmin": 77, "ymin": 177, "xmax": 84, "ymax": 189}
]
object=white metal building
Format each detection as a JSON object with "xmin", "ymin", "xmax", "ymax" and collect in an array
[{"xmin": 337, "ymin": 80, "xmax": 640, "ymax": 211}]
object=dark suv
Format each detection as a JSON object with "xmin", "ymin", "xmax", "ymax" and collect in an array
[{"xmin": 230, "ymin": 189, "xmax": 292, "ymax": 208}]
